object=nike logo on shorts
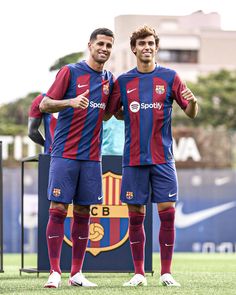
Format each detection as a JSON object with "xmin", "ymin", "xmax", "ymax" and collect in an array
[{"xmin": 169, "ymin": 192, "xmax": 177, "ymax": 197}]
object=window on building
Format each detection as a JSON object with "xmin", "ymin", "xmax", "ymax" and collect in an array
[{"xmin": 158, "ymin": 50, "xmax": 198, "ymax": 63}]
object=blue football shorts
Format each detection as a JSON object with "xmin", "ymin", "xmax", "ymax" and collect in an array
[
  {"xmin": 120, "ymin": 162, "xmax": 178, "ymax": 204},
  {"xmin": 48, "ymin": 157, "xmax": 103, "ymax": 205}
]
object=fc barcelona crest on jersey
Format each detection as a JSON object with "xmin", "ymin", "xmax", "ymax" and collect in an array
[
  {"xmin": 103, "ymin": 83, "xmax": 110, "ymax": 95},
  {"xmin": 63, "ymin": 172, "xmax": 129, "ymax": 256},
  {"xmin": 155, "ymin": 85, "xmax": 165, "ymax": 94}
]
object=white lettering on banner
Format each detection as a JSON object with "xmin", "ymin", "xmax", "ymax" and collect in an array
[
  {"xmin": 0, "ymin": 136, "xmax": 13, "ymax": 159},
  {"xmin": 14, "ymin": 136, "xmax": 22, "ymax": 160},
  {"xmin": 0, "ymin": 136, "xmax": 38, "ymax": 160},
  {"xmin": 192, "ymin": 242, "xmax": 236, "ymax": 253},
  {"xmin": 23, "ymin": 136, "xmax": 37, "ymax": 157},
  {"xmin": 202, "ymin": 242, "xmax": 216, "ymax": 253},
  {"xmin": 173, "ymin": 137, "xmax": 201, "ymax": 161},
  {"xmin": 0, "ymin": 135, "xmax": 201, "ymax": 161},
  {"xmin": 217, "ymin": 242, "xmax": 233, "ymax": 253}
]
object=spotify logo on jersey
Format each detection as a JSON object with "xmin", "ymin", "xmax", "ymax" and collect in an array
[
  {"xmin": 129, "ymin": 101, "xmax": 140, "ymax": 113},
  {"xmin": 129, "ymin": 101, "xmax": 163, "ymax": 112}
]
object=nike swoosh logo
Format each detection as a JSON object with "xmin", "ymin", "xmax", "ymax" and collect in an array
[
  {"xmin": 78, "ymin": 84, "xmax": 88, "ymax": 88},
  {"xmin": 169, "ymin": 192, "xmax": 177, "ymax": 197},
  {"xmin": 165, "ymin": 244, "xmax": 174, "ymax": 247},
  {"xmin": 130, "ymin": 241, "xmax": 140, "ymax": 245},
  {"xmin": 214, "ymin": 177, "xmax": 230, "ymax": 186},
  {"xmin": 48, "ymin": 235, "xmax": 59, "ymax": 239},
  {"xmin": 175, "ymin": 201, "xmax": 236, "ymax": 228},
  {"xmin": 69, "ymin": 280, "xmax": 83, "ymax": 286},
  {"xmin": 98, "ymin": 196, "xmax": 103, "ymax": 200},
  {"xmin": 78, "ymin": 236, "xmax": 88, "ymax": 240},
  {"xmin": 127, "ymin": 88, "xmax": 136, "ymax": 94}
]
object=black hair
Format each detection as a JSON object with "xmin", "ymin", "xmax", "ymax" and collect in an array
[{"xmin": 90, "ymin": 28, "xmax": 114, "ymax": 41}]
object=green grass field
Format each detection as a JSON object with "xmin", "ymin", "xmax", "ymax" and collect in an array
[{"xmin": 0, "ymin": 253, "xmax": 236, "ymax": 294}]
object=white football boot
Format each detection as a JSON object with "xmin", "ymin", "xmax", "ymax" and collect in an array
[
  {"xmin": 44, "ymin": 271, "xmax": 61, "ymax": 288},
  {"xmin": 123, "ymin": 274, "xmax": 147, "ymax": 287},
  {"xmin": 68, "ymin": 272, "xmax": 97, "ymax": 287},
  {"xmin": 159, "ymin": 273, "xmax": 181, "ymax": 287}
]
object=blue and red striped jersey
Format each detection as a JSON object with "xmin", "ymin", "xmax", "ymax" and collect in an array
[
  {"xmin": 29, "ymin": 93, "xmax": 57, "ymax": 154},
  {"xmin": 46, "ymin": 60, "xmax": 114, "ymax": 161},
  {"xmin": 108, "ymin": 65, "xmax": 189, "ymax": 166}
]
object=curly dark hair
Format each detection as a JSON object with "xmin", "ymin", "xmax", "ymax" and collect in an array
[{"xmin": 130, "ymin": 25, "xmax": 159, "ymax": 48}]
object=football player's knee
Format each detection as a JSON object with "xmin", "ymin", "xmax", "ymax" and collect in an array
[{"xmin": 74, "ymin": 204, "xmax": 91, "ymax": 215}]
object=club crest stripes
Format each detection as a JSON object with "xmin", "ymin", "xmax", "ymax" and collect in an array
[{"xmin": 102, "ymin": 172, "xmax": 122, "ymax": 205}]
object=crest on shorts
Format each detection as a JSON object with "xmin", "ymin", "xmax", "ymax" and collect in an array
[
  {"xmin": 53, "ymin": 188, "xmax": 61, "ymax": 197},
  {"xmin": 63, "ymin": 172, "xmax": 129, "ymax": 256},
  {"xmin": 155, "ymin": 85, "xmax": 165, "ymax": 94},
  {"xmin": 126, "ymin": 191, "xmax": 134, "ymax": 200}
]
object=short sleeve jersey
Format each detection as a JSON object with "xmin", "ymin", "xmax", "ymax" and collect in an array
[
  {"xmin": 46, "ymin": 60, "xmax": 114, "ymax": 161},
  {"xmin": 29, "ymin": 93, "xmax": 57, "ymax": 154},
  {"xmin": 107, "ymin": 65, "xmax": 189, "ymax": 166}
]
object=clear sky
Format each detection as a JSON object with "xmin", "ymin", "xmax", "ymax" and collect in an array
[{"xmin": 0, "ymin": 0, "xmax": 235, "ymax": 104}]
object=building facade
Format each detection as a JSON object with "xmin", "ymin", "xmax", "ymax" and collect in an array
[{"xmin": 107, "ymin": 11, "xmax": 236, "ymax": 81}]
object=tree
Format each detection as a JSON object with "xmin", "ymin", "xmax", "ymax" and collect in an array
[
  {"xmin": 173, "ymin": 70, "xmax": 236, "ymax": 130},
  {"xmin": 49, "ymin": 52, "xmax": 84, "ymax": 71},
  {"xmin": 0, "ymin": 92, "xmax": 40, "ymax": 135}
]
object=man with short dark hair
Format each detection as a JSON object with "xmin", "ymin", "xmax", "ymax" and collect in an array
[{"xmin": 40, "ymin": 27, "xmax": 115, "ymax": 288}]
